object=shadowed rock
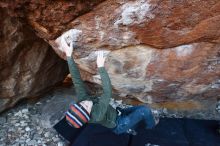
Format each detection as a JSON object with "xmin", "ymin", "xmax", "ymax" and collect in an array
[{"xmin": 0, "ymin": 9, "xmax": 68, "ymax": 113}]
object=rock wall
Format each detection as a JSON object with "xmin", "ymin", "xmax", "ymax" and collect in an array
[
  {"xmin": 0, "ymin": 9, "xmax": 68, "ymax": 113},
  {"xmin": 0, "ymin": 0, "xmax": 105, "ymax": 40},
  {"xmin": 54, "ymin": 0, "xmax": 220, "ymax": 119},
  {"xmin": 1, "ymin": 0, "xmax": 220, "ymax": 119}
]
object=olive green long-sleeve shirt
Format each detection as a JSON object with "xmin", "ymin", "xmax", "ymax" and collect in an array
[{"xmin": 67, "ymin": 56, "xmax": 117, "ymax": 128}]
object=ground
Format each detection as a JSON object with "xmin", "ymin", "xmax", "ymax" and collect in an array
[{"xmin": 0, "ymin": 86, "xmax": 73, "ymax": 146}]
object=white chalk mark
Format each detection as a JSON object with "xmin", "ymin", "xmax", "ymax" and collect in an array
[
  {"xmin": 55, "ymin": 29, "xmax": 82, "ymax": 52},
  {"xmin": 175, "ymin": 44, "xmax": 194, "ymax": 57},
  {"xmin": 114, "ymin": 0, "xmax": 154, "ymax": 27}
]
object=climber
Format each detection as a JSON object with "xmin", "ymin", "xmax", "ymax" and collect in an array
[{"xmin": 60, "ymin": 31, "xmax": 159, "ymax": 135}]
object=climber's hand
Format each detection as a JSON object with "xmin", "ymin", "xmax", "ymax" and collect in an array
[
  {"xmin": 96, "ymin": 51, "xmax": 106, "ymax": 68},
  {"xmin": 61, "ymin": 35, "xmax": 73, "ymax": 57}
]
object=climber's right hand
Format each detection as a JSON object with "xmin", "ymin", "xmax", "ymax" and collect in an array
[{"xmin": 61, "ymin": 35, "xmax": 73, "ymax": 57}]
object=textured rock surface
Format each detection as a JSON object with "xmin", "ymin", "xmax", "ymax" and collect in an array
[
  {"xmin": 1, "ymin": 0, "xmax": 219, "ymax": 49},
  {"xmin": 0, "ymin": 0, "xmax": 105, "ymax": 40},
  {"xmin": 54, "ymin": 0, "xmax": 220, "ymax": 119},
  {"xmin": 0, "ymin": 87, "xmax": 73, "ymax": 145},
  {"xmin": 1, "ymin": 0, "xmax": 220, "ymax": 119},
  {"xmin": 0, "ymin": 9, "xmax": 68, "ymax": 113},
  {"xmin": 69, "ymin": 43, "xmax": 220, "ymax": 120}
]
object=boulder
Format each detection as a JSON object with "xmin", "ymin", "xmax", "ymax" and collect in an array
[
  {"xmin": 1, "ymin": 0, "xmax": 220, "ymax": 119},
  {"xmin": 0, "ymin": 9, "xmax": 68, "ymax": 113},
  {"xmin": 53, "ymin": 0, "xmax": 220, "ymax": 119}
]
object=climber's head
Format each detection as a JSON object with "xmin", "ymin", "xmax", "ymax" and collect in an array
[
  {"xmin": 79, "ymin": 100, "xmax": 93, "ymax": 114},
  {"xmin": 65, "ymin": 100, "xmax": 93, "ymax": 128}
]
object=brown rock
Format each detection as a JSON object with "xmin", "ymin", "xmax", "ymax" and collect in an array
[
  {"xmin": 0, "ymin": 0, "xmax": 105, "ymax": 40},
  {"xmin": 74, "ymin": 43, "xmax": 220, "ymax": 119},
  {"xmin": 53, "ymin": 0, "xmax": 220, "ymax": 119},
  {"xmin": 0, "ymin": 9, "xmax": 68, "ymax": 113},
  {"xmin": 1, "ymin": 0, "xmax": 219, "ymax": 48},
  {"xmin": 51, "ymin": 0, "xmax": 220, "ymax": 51}
]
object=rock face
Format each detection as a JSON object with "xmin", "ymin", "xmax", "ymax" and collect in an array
[
  {"xmin": 0, "ymin": 0, "xmax": 105, "ymax": 40},
  {"xmin": 0, "ymin": 9, "xmax": 68, "ymax": 113},
  {"xmin": 54, "ymin": 0, "xmax": 220, "ymax": 119},
  {"xmin": 1, "ymin": 0, "xmax": 220, "ymax": 119}
]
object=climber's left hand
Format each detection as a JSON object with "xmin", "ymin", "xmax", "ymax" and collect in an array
[{"xmin": 96, "ymin": 51, "xmax": 106, "ymax": 68}]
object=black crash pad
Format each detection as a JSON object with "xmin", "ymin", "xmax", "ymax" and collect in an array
[
  {"xmin": 130, "ymin": 118, "xmax": 189, "ymax": 146},
  {"xmin": 54, "ymin": 117, "xmax": 220, "ymax": 146},
  {"xmin": 53, "ymin": 117, "xmax": 130, "ymax": 146}
]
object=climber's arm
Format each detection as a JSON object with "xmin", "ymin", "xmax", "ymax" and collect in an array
[
  {"xmin": 61, "ymin": 35, "xmax": 88, "ymax": 101},
  {"xmin": 97, "ymin": 51, "xmax": 112, "ymax": 103},
  {"xmin": 93, "ymin": 67, "xmax": 112, "ymax": 121},
  {"xmin": 91, "ymin": 51, "xmax": 112, "ymax": 121},
  {"xmin": 66, "ymin": 56, "xmax": 88, "ymax": 101}
]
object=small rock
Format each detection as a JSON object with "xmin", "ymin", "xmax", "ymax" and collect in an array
[
  {"xmin": 25, "ymin": 127, "xmax": 31, "ymax": 132},
  {"xmin": 33, "ymin": 133, "xmax": 41, "ymax": 139},
  {"xmin": 36, "ymin": 126, "xmax": 40, "ymax": 130},
  {"xmin": 18, "ymin": 127, "xmax": 22, "ymax": 130},
  {"xmin": 14, "ymin": 111, "xmax": 22, "ymax": 117},
  {"xmin": 23, "ymin": 115, "xmax": 29, "ymax": 119},
  {"xmin": 10, "ymin": 120, "xmax": 18, "ymax": 124},
  {"xmin": 44, "ymin": 132, "xmax": 50, "ymax": 137},
  {"xmin": 21, "ymin": 122, "xmax": 27, "ymax": 127},
  {"xmin": 26, "ymin": 138, "xmax": 31, "ymax": 143},
  {"xmin": 0, "ymin": 117, "xmax": 6, "ymax": 125},
  {"xmin": 20, "ymin": 120, "xmax": 25, "ymax": 124},
  {"xmin": 8, "ymin": 128, "xmax": 14, "ymax": 132},
  {"xmin": 38, "ymin": 129, "xmax": 43, "ymax": 134},
  {"xmin": 18, "ymin": 139, "xmax": 25, "ymax": 143},
  {"xmin": 0, "ymin": 130, "xmax": 6, "ymax": 138},
  {"xmin": 21, "ymin": 109, "xmax": 29, "ymax": 113},
  {"xmin": 36, "ymin": 102, "xmax": 42, "ymax": 105},
  {"xmin": 37, "ymin": 140, "xmax": 41, "ymax": 143},
  {"xmin": 52, "ymin": 137, "xmax": 59, "ymax": 142},
  {"xmin": 15, "ymin": 123, "xmax": 20, "ymax": 127},
  {"xmin": 27, "ymin": 140, "xmax": 37, "ymax": 146},
  {"xmin": 58, "ymin": 142, "xmax": 64, "ymax": 146}
]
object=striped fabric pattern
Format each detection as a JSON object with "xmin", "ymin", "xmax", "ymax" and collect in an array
[{"xmin": 65, "ymin": 103, "xmax": 90, "ymax": 128}]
